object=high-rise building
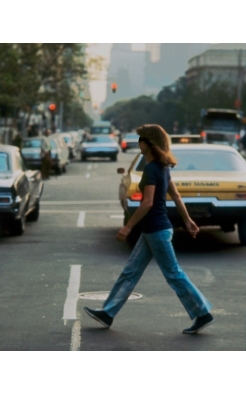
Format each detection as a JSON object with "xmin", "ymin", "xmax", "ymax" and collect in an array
[{"xmin": 103, "ymin": 44, "xmax": 145, "ymax": 108}]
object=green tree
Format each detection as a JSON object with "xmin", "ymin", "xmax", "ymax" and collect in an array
[
  {"xmin": 0, "ymin": 43, "xmax": 89, "ymax": 135},
  {"xmin": 102, "ymin": 95, "xmax": 159, "ymax": 132},
  {"xmin": 63, "ymin": 100, "xmax": 92, "ymax": 130},
  {"xmin": 181, "ymin": 80, "xmax": 237, "ymax": 132}
]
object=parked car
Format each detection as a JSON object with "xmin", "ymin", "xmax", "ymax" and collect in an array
[
  {"xmin": 0, "ymin": 144, "xmax": 43, "ymax": 237},
  {"xmin": 117, "ymin": 144, "xmax": 246, "ymax": 245},
  {"xmin": 80, "ymin": 135, "xmax": 119, "ymax": 161},
  {"xmin": 59, "ymin": 132, "xmax": 77, "ymax": 159},
  {"xmin": 120, "ymin": 133, "xmax": 139, "ymax": 152},
  {"xmin": 21, "ymin": 136, "xmax": 51, "ymax": 170},
  {"xmin": 48, "ymin": 135, "xmax": 69, "ymax": 175},
  {"xmin": 69, "ymin": 131, "xmax": 82, "ymax": 146}
]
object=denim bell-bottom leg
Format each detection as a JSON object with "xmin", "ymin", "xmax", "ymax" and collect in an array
[{"xmin": 103, "ymin": 229, "xmax": 212, "ymax": 320}]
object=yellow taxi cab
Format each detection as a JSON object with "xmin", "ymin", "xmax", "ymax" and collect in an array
[
  {"xmin": 117, "ymin": 144, "xmax": 246, "ymax": 245},
  {"xmin": 170, "ymin": 134, "xmax": 203, "ymax": 144}
]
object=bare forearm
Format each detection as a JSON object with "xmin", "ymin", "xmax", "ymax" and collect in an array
[{"xmin": 174, "ymin": 196, "xmax": 191, "ymax": 224}]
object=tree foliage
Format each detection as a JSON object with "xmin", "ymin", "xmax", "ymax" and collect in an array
[{"xmin": 0, "ymin": 43, "xmax": 91, "ymax": 130}]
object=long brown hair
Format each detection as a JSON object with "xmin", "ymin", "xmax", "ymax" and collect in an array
[{"xmin": 136, "ymin": 124, "xmax": 177, "ymax": 167}]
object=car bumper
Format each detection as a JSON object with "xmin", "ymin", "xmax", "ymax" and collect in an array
[
  {"xmin": 83, "ymin": 148, "xmax": 118, "ymax": 157},
  {"xmin": 24, "ymin": 159, "xmax": 42, "ymax": 168},
  {"xmin": 0, "ymin": 196, "xmax": 22, "ymax": 222},
  {"xmin": 125, "ymin": 197, "xmax": 246, "ymax": 226}
]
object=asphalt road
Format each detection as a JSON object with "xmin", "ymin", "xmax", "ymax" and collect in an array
[{"xmin": 0, "ymin": 149, "xmax": 245, "ymax": 351}]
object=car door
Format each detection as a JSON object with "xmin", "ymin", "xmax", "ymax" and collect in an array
[{"xmin": 18, "ymin": 151, "xmax": 42, "ymax": 211}]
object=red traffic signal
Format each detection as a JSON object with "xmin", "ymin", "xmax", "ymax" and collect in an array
[
  {"xmin": 49, "ymin": 103, "xmax": 56, "ymax": 111},
  {"xmin": 111, "ymin": 82, "xmax": 117, "ymax": 93}
]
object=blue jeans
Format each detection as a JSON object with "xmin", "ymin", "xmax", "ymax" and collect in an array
[{"xmin": 103, "ymin": 229, "xmax": 212, "ymax": 320}]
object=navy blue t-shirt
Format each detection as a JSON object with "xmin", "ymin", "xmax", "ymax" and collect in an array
[{"xmin": 139, "ymin": 160, "xmax": 173, "ymax": 233}]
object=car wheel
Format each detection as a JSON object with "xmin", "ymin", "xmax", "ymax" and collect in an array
[
  {"xmin": 9, "ymin": 213, "xmax": 26, "ymax": 236},
  {"xmin": 27, "ymin": 201, "xmax": 40, "ymax": 222},
  {"xmin": 56, "ymin": 166, "xmax": 62, "ymax": 175},
  {"xmin": 81, "ymin": 154, "xmax": 86, "ymax": 161},
  {"xmin": 238, "ymin": 219, "xmax": 246, "ymax": 246},
  {"xmin": 0, "ymin": 220, "xmax": 3, "ymax": 238},
  {"xmin": 111, "ymin": 154, "xmax": 118, "ymax": 162}
]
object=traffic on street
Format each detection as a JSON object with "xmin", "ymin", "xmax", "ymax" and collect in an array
[{"xmin": 0, "ymin": 149, "xmax": 245, "ymax": 351}]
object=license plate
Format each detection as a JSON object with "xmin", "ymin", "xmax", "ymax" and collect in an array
[{"xmin": 187, "ymin": 205, "xmax": 211, "ymax": 217}]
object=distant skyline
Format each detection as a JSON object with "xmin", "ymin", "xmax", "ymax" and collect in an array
[{"xmin": 86, "ymin": 43, "xmax": 214, "ymax": 109}]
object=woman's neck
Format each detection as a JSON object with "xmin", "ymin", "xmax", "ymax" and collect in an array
[{"xmin": 144, "ymin": 151, "xmax": 154, "ymax": 164}]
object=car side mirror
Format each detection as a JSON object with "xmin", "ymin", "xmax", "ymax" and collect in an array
[{"xmin": 117, "ymin": 167, "xmax": 125, "ymax": 174}]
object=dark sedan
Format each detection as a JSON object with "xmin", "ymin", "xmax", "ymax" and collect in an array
[
  {"xmin": 0, "ymin": 144, "xmax": 43, "ymax": 237},
  {"xmin": 80, "ymin": 135, "xmax": 119, "ymax": 161}
]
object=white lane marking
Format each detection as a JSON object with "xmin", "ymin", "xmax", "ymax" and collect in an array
[
  {"xmin": 41, "ymin": 200, "xmax": 119, "ymax": 205},
  {"xmin": 41, "ymin": 210, "xmax": 81, "ymax": 214},
  {"xmin": 77, "ymin": 211, "xmax": 86, "ymax": 227},
  {"xmin": 110, "ymin": 215, "xmax": 124, "ymax": 219},
  {"xmin": 40, "ymin": 209, "xmax": 122, "ymax": 214},
  {"xmin": 85, "ymin": 173, "xmax": 90, "ymax": 178},
  {"xmin": 63, "ymin": 265, "xmax": 81, "ymax": 321},
  {"xmin": 70, "ymin": 317, "xmax": 81, "ymax": 351}
]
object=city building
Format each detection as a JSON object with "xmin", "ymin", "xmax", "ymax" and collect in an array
[{"xmin": 186, "ymin": 43, "xmax": 246, "ymax": 90}]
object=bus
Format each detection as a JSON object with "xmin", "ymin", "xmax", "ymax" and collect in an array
[{"xmin": 200, "ymin": 108, "xmax": 243, "ymax": 149}]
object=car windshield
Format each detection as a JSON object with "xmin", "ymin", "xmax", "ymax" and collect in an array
[
  {"xmin": 125, "ymin": 134, "xmax": 138, "ymax": 140},
  {"xmin": 23, "ymin": 139, "xmax": 42, "ymax": 148},
  {"xmin": 90, "ymin": 127, "xmax": 111, "ymax": 135},
  {"xmin": 135, "ymin": 150, "xmax": 246, "ymax": 172},
  {"xmin": 0, "ymin": 153, "xmax": 10, "ymax": 172},
  {"xmin": 86, "ymin": 136, "xmax": 113, "ymax": 143}
]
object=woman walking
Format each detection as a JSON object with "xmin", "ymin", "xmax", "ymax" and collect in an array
[{"xmin": 84, "ymin": 124, "xmax": 214, "ymax": 334}]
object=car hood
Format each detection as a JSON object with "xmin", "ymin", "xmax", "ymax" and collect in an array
[{"xmin": 0, "ymin": 174, "xmax": 15, "ymax": 188}]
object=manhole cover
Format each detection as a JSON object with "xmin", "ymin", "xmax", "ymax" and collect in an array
[{"xmin": 78, "ymin": 291, "xmax": 142, "ymax": 301}]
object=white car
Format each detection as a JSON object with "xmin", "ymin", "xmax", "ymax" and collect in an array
[{"xmin": 80, "ymin": 135, "xmax": 119, "ymax": 161}]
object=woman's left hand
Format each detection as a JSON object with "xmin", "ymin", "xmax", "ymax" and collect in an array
[
  {"xmin": 185, "ymin": 219, "xmax": 199, "ymax": 238},
  {"xmin": 116, "ymin": 226, "xmax": 131, "ymax": 241}
]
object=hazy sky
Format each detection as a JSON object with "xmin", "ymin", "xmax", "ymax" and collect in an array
[
  {"xmin": 86, "ymin": 44, "xmax": 113, "ymax": 106},
  {"xmin": 86, "ymin": 44, "xmax": 149, "ymax": 107}
]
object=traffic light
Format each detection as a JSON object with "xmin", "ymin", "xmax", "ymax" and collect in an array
[
  {"xmin": 49, "ymin": 103, "xmax": 56, "ymax": 112},
  {"xmin": 111, "ymin": 82, "xmax": 117, "ymax": 93}
]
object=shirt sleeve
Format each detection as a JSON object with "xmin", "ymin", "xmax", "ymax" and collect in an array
[{"xmin": 143, "ymin": 163, "xmax": 157, "ymax": 186}]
